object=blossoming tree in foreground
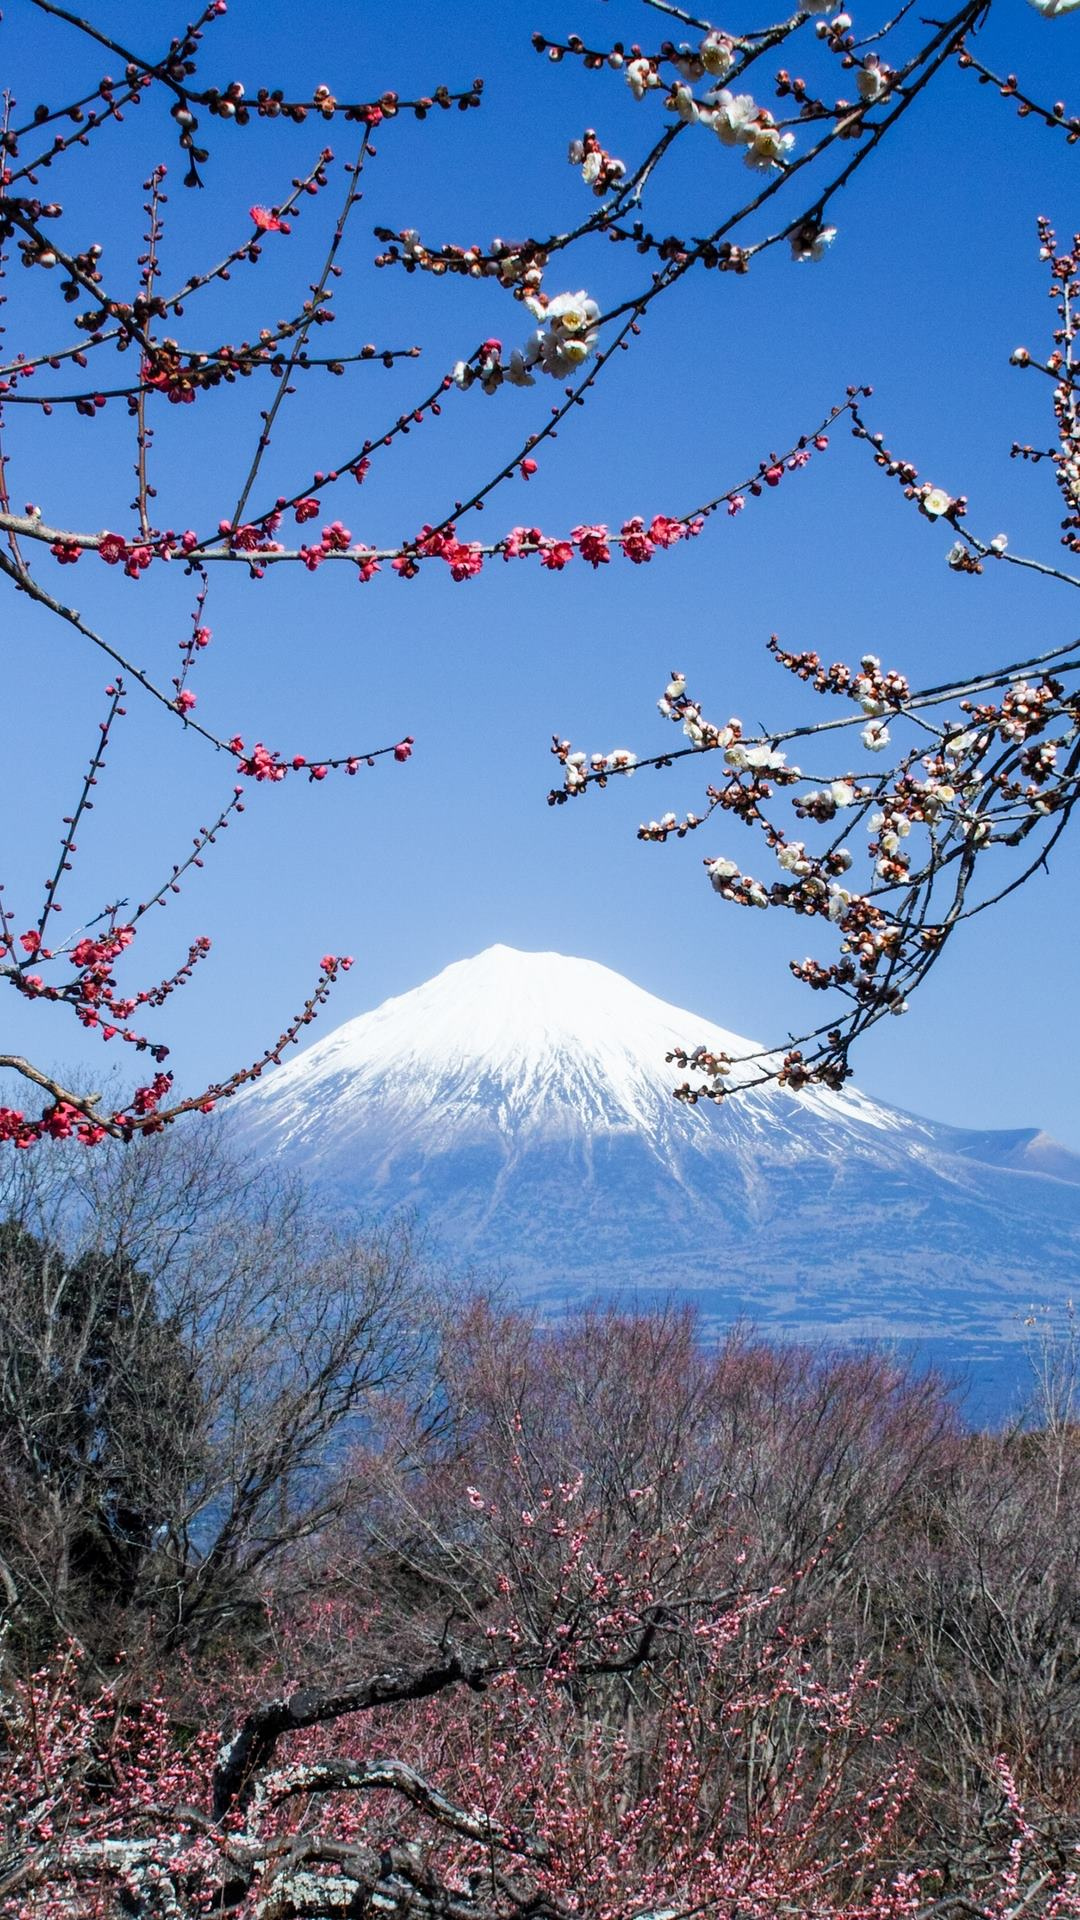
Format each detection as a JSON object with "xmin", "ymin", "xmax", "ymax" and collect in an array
[
  {"xmin": 0, "ymin": 0, "xmax": 1076, "ymax": 1142},
  {"xmin": 4, "ymin": 1458, "xmax": 1080, "ymax": 1920}
]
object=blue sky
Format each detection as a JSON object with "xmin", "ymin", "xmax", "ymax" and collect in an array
[{"xmin": 3, "ymin": 0, "xmax": 1079, "ymax": 1146}]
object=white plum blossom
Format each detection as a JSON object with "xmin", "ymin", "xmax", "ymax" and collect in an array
[
  {"xmin": 700, "ymin": 30, "xmax": 736, "ymax": 77},
  {"xmin": 990, "ymin": 532, "xmax": 1009, "ymax": 554},
  {"xmin": 454, "ymin": 345, "xmax": 535, "ymax": 395},
  {"xmin": 707, "ymin": 856, "xmax": 740, "ymax": 888},
  {"xmin": 791, "ymin": 222, "xmax": 837, "ymax": 262},
  {"xmin": 830, "ymin": 780, "xmax": 857, "ymax": 807},
  {"xmin": 856, "ymin": 61, "xmax": 889, "ymax": 102},
  {"xmin": 1027, "ymin": 0, "xmax": 1080, "ymax": 15},
  {"xmin": 523, "ymin": 290, "xmax": 601, "ymax": 379},
  {"xmin": 608, "ymin": 748, "xmax": 637, "ymax": 775},
  {"xmin": 777, "ymin": 841, "xmax": 813, "ymax": 874},
  {"xmin": 861, "ymin": 720, "xmax": 891, "ymax": 752},
  {"xmin": 626, "ymin": 56, "xmax": 660, "ymax": 98},
  {"xmin": 744, "ymin": 121, "xmax": 795, "ymax": 170},
  {"xmin": 921, "ymin": 486, "xmax": 952, "ymax": 518},
  {"xmin": 872, "ymin": 811, "xmax": 910, "ymax": 854},
  {"xmin": 665, "ymin": 673, "xmax": 687, "ymax": 701},
  {"xmin": 944, "ymin": 728, "xmax": 978, "ymax": 760},
  {"xmin": 828, "ymin": 884, "xmax": 855, "ymax": 921},
  {"xmin": 745, "ymin": 743, "xmax": 789, "ymax": 772},
  {"xmin": 528, "ymin": 292, "xmax": 597, "ymax": 334},
  {"xmin": 569, "ymin": 141, "xmax": 626, "ymax": 190},
  {"xmin": 532, "ymin": 331, "xmax": 588, "ymax": 375},
  {"xmin": 853, "ymin": 675, "xmax": 888, "ymax": 715},
  {"xmin": 726, "ymin": 739, "xmax": 789, "ymax": 772},
  {"xmin": 668, "ymin": 84, "xmax": 701, "ymax": 124},
  {"xmin": 708, "ymin": 90, "xmax": 758, "ymax": 145}
]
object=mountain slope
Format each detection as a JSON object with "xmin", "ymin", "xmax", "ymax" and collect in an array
[{"xmin": 233, "ymin": 946, "xmax": 1080, "ymax": 1415}]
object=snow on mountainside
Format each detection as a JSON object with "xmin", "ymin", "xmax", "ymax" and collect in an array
[
  {"xmin": 234, "ymin": 947, "xmax": 1080, "ymax": 1417},
  {"xmin": 236, "ymin": 945, "xmax": 909, "ymax": 1156}
]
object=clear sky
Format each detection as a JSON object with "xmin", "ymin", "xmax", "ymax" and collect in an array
[{"xmin": 3, "ymin": 0, "xmax": 1079, "ymax": 1147}]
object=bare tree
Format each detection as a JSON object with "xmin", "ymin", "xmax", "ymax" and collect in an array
[{"xmin": 0, "ymin": 1132, "xmax": 435, "ymax": 1664}]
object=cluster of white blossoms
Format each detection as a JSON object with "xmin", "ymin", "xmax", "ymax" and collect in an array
[
  {"xmin": 659, "ymin": 676, "xmax": 798, "ymax": 773},
  {"xmin": 918, "ymin": 779, "xmax": 957, "ymax": 823},
  {"xmin": 626, "ymin": 29, "xmax": 738, "ymax": 99},
  {"xmin": 850, "ymin": 655, "xmax": 890, "ymax": 715},
  {"xmin": 567, "ymin": 135, "xmax": 627, "ymax": 194},
  {"xmin": 452, "ymin": 344, "xmax": 535, "ymax": 395},
  {"xmin": 657, "ymin": 674, "xmax": 740, "ymax": 753},
  {"xmin": 799, "ymin": 779, "xmax": 860, "ymax": 820},
  {"xmin": 625, "ymin": 36, "xmax": 795, "ymax": 171},
  {"xmin": 827, "ymin": 882, "xmax": 857, "ymax": 922},
  {"xmin": 726, "ymin": 739, "xmax": 793, "ymax": 774},
  {"xmin": 561, "ymin": 746, "xmax": 638, "ymax": 792},
  {"xmin": 709, "ymin": 90, "xmax": 795, "ymax": 169},
  {"xmin": 694, "ymin": 87, "xmax": 795, "ymax": 168},
  {"xmin": 706, "ymin": 857, "xmax": 768, "ymax": 906},
  {"xmin": 524, "ymin": 290, "xmax": 601, "ymax": 377},
  {"xmin": 777, "ymin": 840, "xmax": 813, "ymax": 875},
  {"xmin": 869, "ymin": 806, "xmax": 912, "ymax": 876},
  {"xmin": 452, "ymin": 291, "xmax": 601, "ymax": 395}
]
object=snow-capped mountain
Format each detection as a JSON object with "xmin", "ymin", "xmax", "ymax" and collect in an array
[{"xmin": 234, "ymin": 946, "xmax": 1080, "ymax": 1417}]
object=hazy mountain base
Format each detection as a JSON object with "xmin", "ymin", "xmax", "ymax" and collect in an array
[{"xmin": 286, "ymin": 1127, "xmax": 1079, "ymax": 1424}]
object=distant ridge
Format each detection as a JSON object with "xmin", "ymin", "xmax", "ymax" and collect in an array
[{"xmin": 234, "ymin": 946, "xmax": 1080, "ymax": 1416}]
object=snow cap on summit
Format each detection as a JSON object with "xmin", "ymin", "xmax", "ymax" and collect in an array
[{"xmin": 234, "ymin": 943, "xmax": 894, "ymax": 1157}]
